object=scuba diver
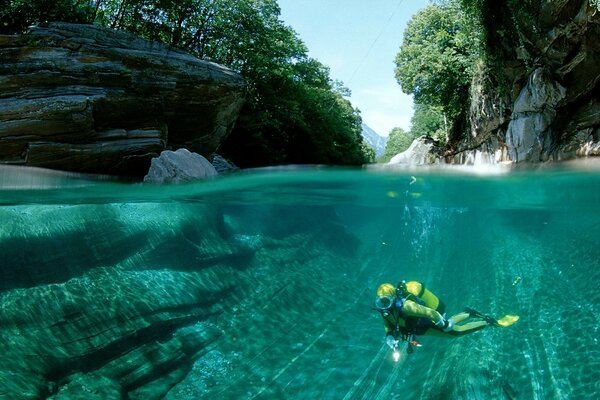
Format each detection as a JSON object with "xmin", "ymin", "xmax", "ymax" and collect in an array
[{"xmin": 374, "ymin": 281, "xmax": 519, "ymax": 359}]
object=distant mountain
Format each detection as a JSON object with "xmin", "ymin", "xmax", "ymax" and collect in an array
[{"xmin": 361, "ymin": 123, "xmax": 387, "ymax": 157}]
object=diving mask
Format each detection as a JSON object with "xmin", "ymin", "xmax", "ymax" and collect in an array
[{"xmin": 375, "ymin": 295, "xmax": 394, "ymax": 310}]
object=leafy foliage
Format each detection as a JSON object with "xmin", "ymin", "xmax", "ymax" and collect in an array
[
  {"xmin": 394, "ymin": 1, "xmax": 481, "ymax": 122},
  {"xmin": 410, "ymin": 102, "xmax": 447, "ymax": 143},
  {"xmin": 378, "ymin": 127, "xmax": 417, "ymax": 163},
  {"xmin": 0, "ymin": 0, "xmax": 91, "ymax": 33},
  {"xmin": 1, "ymin": 0, "xmax": 370, "ymax": 167}
]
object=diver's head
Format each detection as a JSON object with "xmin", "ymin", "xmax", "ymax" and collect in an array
[{"xmin": 375, "ymin": 283, "xmax": 396, "ymax": 311}]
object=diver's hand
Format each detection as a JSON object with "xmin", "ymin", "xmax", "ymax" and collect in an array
[
  {"xmin": 443, "ymin": 319, "xmax": 455, "ymax": 332},
  {"xmin": 436, "ymin": 318, "xmax": 455, "ymax": 332},
  {"xmin": 386, "ymin": 335, "xmax": 399, "ymax": 350}
]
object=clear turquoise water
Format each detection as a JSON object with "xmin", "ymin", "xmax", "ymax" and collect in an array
[{"xmin": 0, "ymin": 163, "xmax": 599, "ymax": 399}]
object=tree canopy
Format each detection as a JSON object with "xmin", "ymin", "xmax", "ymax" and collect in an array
[
  {"xmin": 394, "ymin": 0, "xmax": 482, "ymax": 140},
  {"xmin": 410, "ymin": 102, "xmax": 447, "ymax": 143},
  {"xmin": 1, "ymin": 0, "xmax": 370, "ymax": 167},
  {"xmin": 378, "ymin": 127, "xmax": 416, "ymax": 163}
]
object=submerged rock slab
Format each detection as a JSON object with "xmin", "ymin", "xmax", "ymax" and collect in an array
[
  {"xmin": 0, "ymin": 197, "xmax": 361, "ymax": 399},
  {"xmin": 0, "ymin": 23, "xmax": 246, "ymax": 176}
]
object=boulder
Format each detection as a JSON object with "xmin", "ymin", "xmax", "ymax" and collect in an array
[
  {"xmin": 211, "ymin": 154, "xmax": 240, "ymax": 174},
  {"xmin": 144, "ymin": 149, "xmax": 217, "ymax": 183},
  {"xmin": 388, "ymin": 136, "xmax": 440, "ymax": 165},
  {"xmin": 0, "ymin": 23, "xmax": 246, "ymax": 176}
]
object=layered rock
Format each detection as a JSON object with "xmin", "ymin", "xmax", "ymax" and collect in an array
[
  {"xmin": 450, "ymin": 0, "xmax": 600, "ymax": 164},
  {"xmin": 0, "ymin": 23, "xmax": 246, "ymax": 176}
]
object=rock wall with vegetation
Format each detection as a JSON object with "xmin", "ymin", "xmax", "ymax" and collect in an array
[
  {"xmin": 391, "ymin": 0, "xmax": 599, "ymax": 165},
  {"xmin": 0, "ymin": 23, "xmax": 246, "ymax": 176},
  {"xmin": 454, "ymin": 0, "xmax": 600, "ymax": 163}
]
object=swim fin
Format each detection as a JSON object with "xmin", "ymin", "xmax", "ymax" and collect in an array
[
  {"xmin": 464, "ymin": 308, "xmax": 519, "ymax": 327},
  {"xmin": 464, "ymin": 307, "xmax": 496, "ymax": 324},
  {"xmin": 496, "ymin": 314, "xmax": 520, "ymax": 327}
]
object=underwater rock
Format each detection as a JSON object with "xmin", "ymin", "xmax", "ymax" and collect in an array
[
  {"xmin": 144, "ymin": 149, "xmax": 217, "ymax": 183},
  {"xmin": 0, "ymin": 22, "xmax": 246, "ymax": 176}
]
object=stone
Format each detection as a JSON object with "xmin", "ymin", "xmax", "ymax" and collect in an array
[
  {"xmin": 388, "ymin": 136, "xmax": 440, "ymax": 165},
  {"xmin": 144, "ymin": 149, "xmax": 217, "ymax": 183},
  {"xmin": 211, "ymin": 154, "xmax": 239, "ymax": 174},
  {"xmin": 0, "ymin": 23, "xmax": 246, "ymax": 176}
]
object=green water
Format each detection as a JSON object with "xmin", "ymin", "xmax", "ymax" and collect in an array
[{"xmin": 0, "ymin": 164, "xmax": 599, "ymax": 399}]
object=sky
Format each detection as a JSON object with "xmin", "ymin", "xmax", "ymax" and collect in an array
[{"xmin": 277, "ymin": 0, "xmax": 431, "ymax": 137}]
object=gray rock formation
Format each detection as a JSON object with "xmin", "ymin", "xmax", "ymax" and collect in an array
[
  {"xmin": 144, "ymin": 149, "xmax": 217, "ymax": 183},
  {"xmin": 0, "ymin": 23, "xmax": 246, "ymax": 176},
  {"xmin": 506, "ymin": 68, "xmax": 567, "ymax": 161},
  {"xmin": 450, "ymin": 0, "xmax": 600, "ymax": 164},
  {"xmin": 211, "ymin": 153, "xmax": 240, "ymax": 174},
  {"xmin": 388, "ymin": 136, "xmax": 440, "ymax": 165}
]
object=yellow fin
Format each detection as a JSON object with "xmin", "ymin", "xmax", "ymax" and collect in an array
[{"xmin": 497, "ymin": 314, "xmax": 520, "ymax": 327}]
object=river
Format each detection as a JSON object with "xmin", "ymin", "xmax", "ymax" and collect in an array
[{"xmin": 0, "ymin": 162, "xmax": 598, "ymax": 399}]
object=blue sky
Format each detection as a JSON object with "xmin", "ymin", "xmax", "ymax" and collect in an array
[{"xmin": 277, "ymin": 0, "xmax": 431, "ymax": 137}]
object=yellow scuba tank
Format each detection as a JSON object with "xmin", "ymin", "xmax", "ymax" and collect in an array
[{"xmin": 401, "ymin": 281, "xmax": 445, "ymax": 314}]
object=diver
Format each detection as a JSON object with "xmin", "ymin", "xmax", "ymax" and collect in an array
[{"xmin": 374, "ymin": 281, "xmax": 519, "ymax": 357}]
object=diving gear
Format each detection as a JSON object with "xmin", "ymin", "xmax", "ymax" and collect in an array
[
  {"xmin": 375, "ymin": 295, "xmax": 394, "ymax": 310},
  {"xmin": 442, "ymin": 319, "xmax": 455, "ymax": 332},
  {"xmin": 496, "ymin": 314, "xmax": 520, "ymax": 327},
  {"xmin": 463, "ymin": 308, "xmax": 520, "ymax": 327},
  {"xmin": 399, "ymin": 280, "xmax": 445, "ymax": 314},
  {"xmin": 386, "ymin": 335, "xmax": 399, "ymax": 350}
]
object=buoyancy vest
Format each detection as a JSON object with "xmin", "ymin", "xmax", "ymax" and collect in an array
[{"xmin": 402, "ymin": 281, "xmax": 446, "ymax": 315}]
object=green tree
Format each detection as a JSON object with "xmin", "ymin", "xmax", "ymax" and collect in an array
[
  {"xmin": 394, "ymin": 0, "xmax": 481, "ymax": 138},
  {"xmin": 410, "ymin": 102, "xmax": 447, "ymax": 143},
  {"xmin": 378, "ymin": 127, "xmax": 416, "ymax": 163},
  {"xmin": 0, "ymin": 0, "xmax": 91, "ymax": 33},
  {"xmin": 361, "ymin": 142, "xmax": 376, "ymax": 164}
]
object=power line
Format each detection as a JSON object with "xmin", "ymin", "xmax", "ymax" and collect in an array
[{"xmin": 346, "ymin": 0, "xmax": 407, "ymax": 86}]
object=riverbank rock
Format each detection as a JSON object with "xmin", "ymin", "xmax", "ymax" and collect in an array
[
  {"xmin": 144, "ymin": 149, "xmax": 217, "ymax": 183},
  {"xmin": 388, "ymin": 136, "xmax": 441, "ymax": 165},
  {"xmin": 0, "ymin": 22, "xmax": 246, "ymax": 176}
]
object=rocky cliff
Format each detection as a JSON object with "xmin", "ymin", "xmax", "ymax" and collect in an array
[
  {"xmin": 449, "ymin": 0, "xmax": 600, "ymax": 164},
  {"xmin": 0, "ymin": 23, "xmax": 246, "ymax": 176}
]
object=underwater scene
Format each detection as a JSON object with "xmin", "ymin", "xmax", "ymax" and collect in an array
[{"xmin": 0, "ymin": 163, "xmax": 599, "ymax": 399}]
